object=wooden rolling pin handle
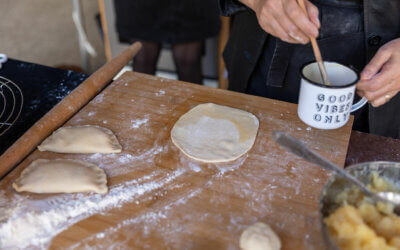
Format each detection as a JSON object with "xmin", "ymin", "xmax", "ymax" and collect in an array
[{"xmin": 0, "ymin": 42, "xmax": 142, "ymax": 179}]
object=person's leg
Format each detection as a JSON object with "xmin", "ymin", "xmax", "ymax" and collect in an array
[
  {"xmin": 171, "ymin": 41, "xmax": 203, "ymax": 84},
  {"xmin": 133, "ymin": 41, "xmax": 162, "ymax": 75}
]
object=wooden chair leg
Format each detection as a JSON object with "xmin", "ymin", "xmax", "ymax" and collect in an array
[{"xmin": 98, "ymin": 0, "xmax": 112, "ymax": 62}]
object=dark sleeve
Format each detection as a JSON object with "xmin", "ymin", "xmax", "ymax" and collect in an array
[{"xmin": 218, "ymin": 0, "xmax": 248, "ymax": 16}]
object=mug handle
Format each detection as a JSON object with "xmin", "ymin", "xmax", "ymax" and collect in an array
[{"xmin": 351, "ymin": 96, "xmax": 368, "ymax": 112}]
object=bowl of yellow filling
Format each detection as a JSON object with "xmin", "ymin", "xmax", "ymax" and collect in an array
[{"xmin": 320, "ymin": 161, "xmax": 400, "ymax": 250}]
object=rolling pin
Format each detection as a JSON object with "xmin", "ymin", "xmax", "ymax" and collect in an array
[{"xmin": 0, "ymin": 42, "xmax": 142, "ymax": 179}]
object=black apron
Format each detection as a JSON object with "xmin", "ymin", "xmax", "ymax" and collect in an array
[{"xmin": 247, "ymin": 0, "xmax": 368, "ymax": 131}]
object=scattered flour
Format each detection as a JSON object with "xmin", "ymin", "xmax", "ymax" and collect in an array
[
  {"xmin": 131, "ymin": 116, "xmax": 149, "ymax": 129},
  {"xmin": 117, "ymin": 153, "xmax": 135, "ymax": 164},
  {"xmin": 88, "ymin": 111, "xmax": 96, "ymax": 117},
  {"xmin": 0, "ymin": 105, "xmax": 335, "ymax": 248},
  {"xmin": 69, "ymin": 181, "xmax": 206, "ymax": 248},
  {"xmin": 0, "ymin": 169, "xmax": 185, "ymax": 249},
  {"xmin": 80, "ymin": 145, "xmax": 164, "ymax": 178},
  {"xmin": 88, "ymin": 153, "xmax": 102, "ymax": 160},
  {"xmin": 92, "ymin": 93, "xmax": 104, "ymax": 104},
  {"xmin": 155, "ymin": 90, "xmax": 165, "ymax": 96}
]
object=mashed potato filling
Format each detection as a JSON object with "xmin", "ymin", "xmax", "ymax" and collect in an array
[{"xmin": 324, "ymin": 173, "xmax": 400, "ymax": 250}]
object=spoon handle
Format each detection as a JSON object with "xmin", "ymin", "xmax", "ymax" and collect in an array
[{"xmin": 273, "ymin": 131, "xmax": 373, "ymax": 195}]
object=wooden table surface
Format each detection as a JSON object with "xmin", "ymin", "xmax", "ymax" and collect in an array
[{"xmin": 0, "ymin": 71, "xmax": 353, "ymax": 249}]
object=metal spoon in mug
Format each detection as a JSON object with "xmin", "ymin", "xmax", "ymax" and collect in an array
[{"xmin": 273, "ymin": 131, "xmax": 400, "ymax": 207}]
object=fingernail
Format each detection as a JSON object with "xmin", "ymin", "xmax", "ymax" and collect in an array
[
  {"xmin": 289, "ymin": 32, "xmax": 306, "ymax": 44},
  {"xmin": 315, "ymin": 18, "xmax": 320, "ymax": 28},
  {"xmin": 312, "ymin": 28, "xmax": 318, "ymax": 38},
  {"xmin": 282, "ymin": 35, "xmax": 292, "ymax": 43},
  {"xmin": 298, "ymin": 37, "xmax": 307, "ymax": 44}
]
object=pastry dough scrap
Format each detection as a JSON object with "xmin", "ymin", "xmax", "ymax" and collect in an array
[
  {"xmin": 38, "ymin": 125, "xmax": 122, "ymax": 154},
  {"xmin": 12, "ymin": 159, "xmax": 108, "ymax": 194},
  {"xmin": 240, "ymin": 222, "xmax": 281, "ymax": 250},
  {"xmin": 171, "ymin": 103, "xmax": 259, "ymax": 163}
]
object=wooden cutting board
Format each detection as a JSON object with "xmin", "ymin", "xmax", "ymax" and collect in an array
[{"xmin": 0, "ymin": 71, "xmax": 353, "ymax": 249}]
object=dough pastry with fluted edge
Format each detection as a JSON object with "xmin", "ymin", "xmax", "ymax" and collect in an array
[
  {"xmin": 12, "ymin": 159, "xmax": 108, "ymax": 194},
  {"xmin": 38, "ymin": 125, "xmax": 122, "ymax": 154}
]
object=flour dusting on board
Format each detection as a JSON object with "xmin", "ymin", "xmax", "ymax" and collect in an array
[
  {"xmin": 70, "ymin": 188, "xmax": 205, "ymax": 249},
  {"xmin": 0, "ymin": 87, "xmax": 339, "ymax": 249},
  {"xmin": 155, "ymin": 89, "xmax": 165, "ymax": 96},
  {"xmin": 92, "ymin": 93, "xmax": 104, "ymax": 104},
  {"xmin": 0, "ymin": 169, "xmax": 185, "ymax": 248},
  {"xmin": 131, "ymin": 116, "xmax": 149, "ymax": 129},
  {"xmin": 81, "ymin": 145, "xmax": 164, "ymax": 178}
]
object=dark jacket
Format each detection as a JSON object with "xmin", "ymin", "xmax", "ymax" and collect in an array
[
  {"xmin": 219, "ymin": 0, "xmax": 400, "ymax": 138},
  {"xmin": 114, "ymin": 0, "xmax": 221, "ymax": 44}
]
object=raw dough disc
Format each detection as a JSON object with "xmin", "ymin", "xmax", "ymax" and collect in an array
[
  {"xmin": 240, "ymin": 222, "xmax": 281, "ymax": 250},
  {"xmin": 171, "ymin": 103, "xmax": 259, "ymax": 163},
  {"xmin": 38, "ymin": 125, "xmax": 122, "ymax": 154},
  {"xmin": 12, "ymin": 159, "xmax": 108, "ymax": 194}
]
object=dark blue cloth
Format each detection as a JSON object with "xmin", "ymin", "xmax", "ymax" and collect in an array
[{"xmin": 0, "ymin": 59, "xmax": 87, "ymax": 156}]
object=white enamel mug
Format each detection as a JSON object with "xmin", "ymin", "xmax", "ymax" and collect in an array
[{"xmin": 298, "ymin": 61, "xmax": 367, "ymax": 130}]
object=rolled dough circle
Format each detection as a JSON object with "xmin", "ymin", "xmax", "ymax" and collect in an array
[
  {"xmin": 240, "ymin": 222, "xmax": 281, "ymax": 250},
  {"xmin": 171, "ymin": 103, "xmax": 259, "ymax": 163}
]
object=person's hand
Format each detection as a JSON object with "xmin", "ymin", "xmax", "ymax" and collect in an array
[
  {"xmin": 357, "ymin": 39, "xmax": 400, "ymax": 107},
  {"xmin": 239, "ymin": 0, "xmax": 320, "ymax": 44}
]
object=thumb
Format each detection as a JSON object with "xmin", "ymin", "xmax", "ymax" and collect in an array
[{"xmin": 362, "ymin": 48, "xmax": 392, "ymax": 80}]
